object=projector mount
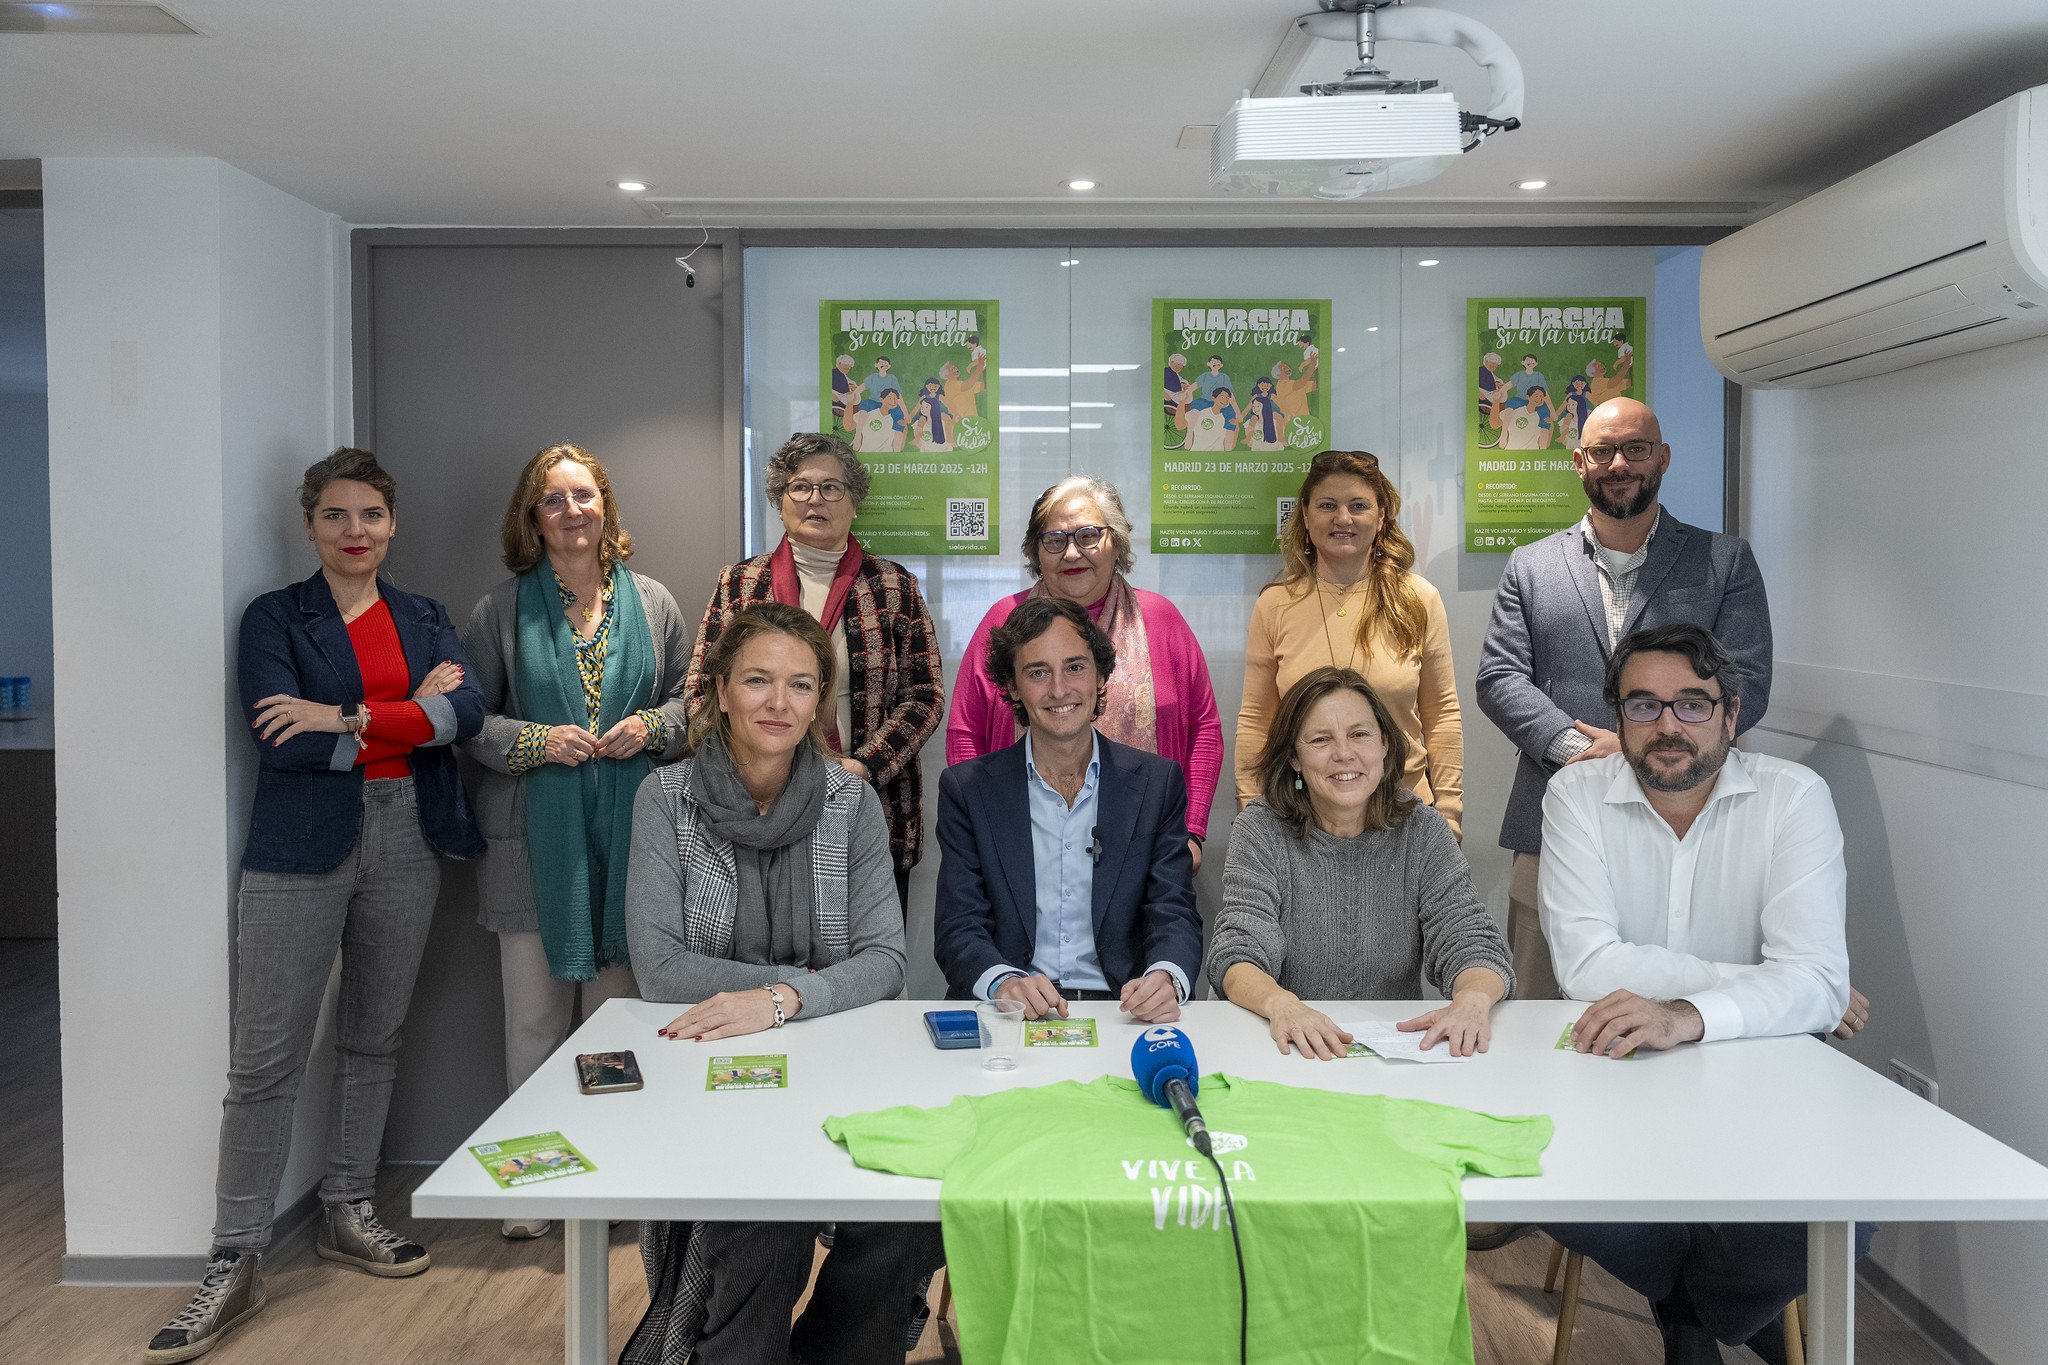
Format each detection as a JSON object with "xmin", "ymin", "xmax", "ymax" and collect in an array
[
  {"xmin": 1298, "ymin": 0, "xmax": 1519, "ymax": 154},
  {"xmin": 1211, "ymin": 0, "xmax": 1524, "ymax": 197}
]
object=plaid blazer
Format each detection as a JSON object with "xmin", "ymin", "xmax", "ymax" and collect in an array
[{"xmin": 685, "ymin": 547, "xmax": 944, "ymax": 871}]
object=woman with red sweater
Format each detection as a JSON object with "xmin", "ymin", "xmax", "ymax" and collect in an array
[{"xmin": 146, "ymin": 448, "xmax": 484, "ymax": 1364}]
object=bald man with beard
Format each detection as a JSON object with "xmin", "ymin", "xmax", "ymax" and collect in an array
[{"xmin": 1475, "ymin": 398, "xmax": 1775, "ymax": 1000}]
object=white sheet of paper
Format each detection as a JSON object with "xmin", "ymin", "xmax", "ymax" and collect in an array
[{"xmin": 1340, "ymin": 1021, "xmax": 1473, "ymax": 1064}]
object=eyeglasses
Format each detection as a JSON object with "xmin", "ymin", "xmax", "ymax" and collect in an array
[
  {"xmin": 537, "ymin": 489, "xmax": 600, "ymax": 515},
  {"xmin": 1037, "ymin": 525, "xmax": 1109, "ymax": 555},
  {"xmin": 1579, "ymin": 440, "xmax": 1659, "ymax": 465},
  {"xmin": 1619, "ymin": 694, "xmax": 1725, "ymax": 725},
  {"xmin": 785, "ymin": 479, "xmax": 849, "ymax": 503}
]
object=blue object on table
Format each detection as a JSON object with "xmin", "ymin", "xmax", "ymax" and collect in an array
[{"xmin": 923, "ymin": 1009, "xmax": 982, "ymax": 1050}]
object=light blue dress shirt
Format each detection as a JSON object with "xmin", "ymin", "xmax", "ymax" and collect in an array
[{"xmin": 974, "ymin": 732, "xmax": 1191, "ymax": 1003}]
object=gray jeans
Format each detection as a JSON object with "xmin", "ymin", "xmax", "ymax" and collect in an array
[{"xmin": 212, "ymin": 777, "xmax": 441, "ymax": 1250}]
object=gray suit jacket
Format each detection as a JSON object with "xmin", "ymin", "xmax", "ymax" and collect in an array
[{"xmin": 1476, "ymin": 512, "xmax": 1772, "ymax": 855}]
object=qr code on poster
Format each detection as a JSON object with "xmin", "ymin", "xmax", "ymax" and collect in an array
[
  {"xmin": 1276, "ymin": 497, "xmax": 1297, "ymax": 542},
  {"xmin": 947, "ymin": 498, "xmax": 990, "ymax": 542}
]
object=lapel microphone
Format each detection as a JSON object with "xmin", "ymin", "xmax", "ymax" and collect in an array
[{"xmin": 1089, "ymin": 827, "xmax": 1103, "ymax": 864}]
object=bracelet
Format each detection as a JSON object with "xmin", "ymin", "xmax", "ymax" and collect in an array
[
  {"xmin": 358, "ymin": 703, "xmax": 373, "ymax": 742},
  {"xmin": 766, "ymin": 985, "xmax": 789, "ymax": 1028}
]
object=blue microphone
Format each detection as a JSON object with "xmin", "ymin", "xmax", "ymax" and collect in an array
[{"xmin": 1131, "ymin": 1025, "xmax": 1210, "ymax": 1155}]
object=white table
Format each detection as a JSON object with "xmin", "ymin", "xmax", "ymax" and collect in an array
[{"xmin": 414, "ymin": 998, "xmax": 2048, "ymax": 1364}]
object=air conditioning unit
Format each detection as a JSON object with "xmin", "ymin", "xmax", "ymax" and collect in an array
[{"xmin": 1700, "ymin": 85, "xmax": 2048, "ymax": 388}]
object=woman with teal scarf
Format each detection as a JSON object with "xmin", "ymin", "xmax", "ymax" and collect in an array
[{"xmin": 464, "ymin": 443, "xmax": 693, "ymax": 1238}]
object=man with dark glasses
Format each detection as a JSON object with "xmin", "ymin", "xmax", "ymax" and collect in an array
[{"xmin": 1536, "ymin": 622, "xmax": 1871, "ymax": 1364}]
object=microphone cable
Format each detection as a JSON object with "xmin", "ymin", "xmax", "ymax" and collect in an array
[{"xmin": 1197, "ymin": 1144, "xmax": 1248, "ymax": 1365}]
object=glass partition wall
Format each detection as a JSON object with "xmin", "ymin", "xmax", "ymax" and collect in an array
[{"xmin": 744, "ymin": 244, "xmax": 1717, "ymax": 997}]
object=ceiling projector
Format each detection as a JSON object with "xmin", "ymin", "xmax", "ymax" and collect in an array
[{"xmin": 1212, "ymin": 0, "xmax": 1524, "ymax": 200}]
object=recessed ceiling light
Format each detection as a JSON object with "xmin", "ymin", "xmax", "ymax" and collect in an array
[
  {"xmin": 1366, "ymin": 326, "xmax": 1380, "ymax": 333},
  {"xmin": 1060, "ymin": 259, "xmax": 1080, "ymax": 267},
  {"xmin": 1336, "ymin": 347, "xmax": 1347, "ymax": 353},
  {"xmin": 1063, "ymin": 179, "xmax": 1098, "ymax": 192},
  {"xmin": 1516, "ymin": 179, "xmax": 1549, "ymax": 191},
  {"xmin": 1417, "ymin": 259, "xmax": 1441, "ymax": 267},
  {"xmin": 614, "ymin": 180, "xmax": 648, "ymax": 193}
]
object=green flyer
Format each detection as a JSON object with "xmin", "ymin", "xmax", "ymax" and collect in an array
[
  {"xmin": 819, "ymin": 300, "xmax": 999, "ymax": 556},
  {"xmin": 469, "ymin": 1131, "xmax": 595, "ymax": 1188},
  {"xmin": 1556, "ymin": 1023, "xmax": 1638, "ymax": 1058},
  {"xmin": 1345, "ymin": 1041, "xmax": 1375, "ymax": 1059},
  {"xmin": 1151, "ymin": 298, "xmax": 1330, "ymax": 555},
  {"xmin": 1025, "ymin": 1018, "xmax": 1098, "ymax": 1048},
  {"xmin": 708, "ymin": 1054, "xmax": 789, "ymax": 1091},
  {"xmin": 1466, "ymin": 297, "xmax": 1646, "ymax": 552}
]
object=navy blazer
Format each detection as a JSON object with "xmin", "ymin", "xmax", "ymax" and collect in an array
[
  {"xmin": 933, "ymin": 732, "xmax": 1203, "ymax": 1000},
  {"xmin": 1475, "ymin": 513, "xmax": 1773, "ymax": 856},
  {"xmin": 238, "ymin": 571, "xmax": 486, "ymax": 873}
]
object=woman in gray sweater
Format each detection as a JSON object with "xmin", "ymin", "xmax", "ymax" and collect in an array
[
  {"xmin": 621, "ymin": 602, "xmax": 925, "ymax": 1365},
  {"xmin": 1208, "ymin": 666, "xmax": 1513, "ymax": 1059}
]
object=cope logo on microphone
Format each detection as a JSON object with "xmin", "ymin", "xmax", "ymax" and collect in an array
[
  {"xmin": 1140, "ymin": 1026, "xmax": 1181, "ymax": 1052},
  {"xmin": 1191, "ymin": 1131, "xmax": 1248, "ymax": 1154}
]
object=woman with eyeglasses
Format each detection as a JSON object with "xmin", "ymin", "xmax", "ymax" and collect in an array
[
  {"xmin": 464, "ymin": 443, "xmax": 693, "ymax": 1239},
  {"xmin": 686, "ymin": 433, "xmax": 944, "ymax": 912},
  {"xmin": 1236, "ymin": 450, "xmax": 1464, "ymax": 840},
  {"xmin": 947, "ymin": 475, "xmax": 1223, "ymax": 867}
]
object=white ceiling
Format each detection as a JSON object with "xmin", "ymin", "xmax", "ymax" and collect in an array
[{"xmin": 3, "ymin": 0, "xmax": 2048, "ymax": 229}]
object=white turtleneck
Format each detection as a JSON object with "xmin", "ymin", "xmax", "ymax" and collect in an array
[{"xmin": 789, "ymin": 538, "xmax": 856, "ymax": 749}]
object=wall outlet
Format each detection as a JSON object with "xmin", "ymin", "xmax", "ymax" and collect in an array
[{"xmin": 1886, "ymin": 1059, "xmax": 1938, "ymax": 1107}]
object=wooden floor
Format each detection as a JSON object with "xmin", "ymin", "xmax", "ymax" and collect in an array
[{"xmin": 0, "ymin": 938, "xmax": 1951, "ymax": 1364}]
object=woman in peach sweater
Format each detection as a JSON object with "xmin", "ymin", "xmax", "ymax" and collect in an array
[{"xmin": 1234, "ymin": 450, "xmax": 1463, "ymax": 838}]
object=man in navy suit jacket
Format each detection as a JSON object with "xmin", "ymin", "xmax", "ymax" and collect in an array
[{"xmin": 934, "ymin": 596, "xmax": 1202, "ymax": 1023}]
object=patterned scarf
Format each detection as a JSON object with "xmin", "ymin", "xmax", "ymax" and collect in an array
[{"xmin": 513, "ymin": 563, "xmax": 655, "ymax": 980}]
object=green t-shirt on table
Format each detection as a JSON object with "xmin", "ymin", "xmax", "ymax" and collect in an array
[{"xmin": 825, "ymin": 1074, "xmax": 1551, "ymax": 1365}]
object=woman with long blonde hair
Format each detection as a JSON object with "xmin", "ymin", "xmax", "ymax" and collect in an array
[{"xmin": 1234, "ymin": 450, "xmax": 1464, "ymax": 838}]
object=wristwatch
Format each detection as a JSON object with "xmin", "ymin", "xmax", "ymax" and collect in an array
[
  {"xmin": 766, "ymin": 985, "xmax": 790, "ymax": 1028},
  {"xmin": 342, "ymin": 702, "xmax": 368, "ymax": 736}
]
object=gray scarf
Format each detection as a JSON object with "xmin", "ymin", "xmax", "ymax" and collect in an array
[{"xmin": 690, "ymin": 732, "xmax": 827, "ymax": 968}]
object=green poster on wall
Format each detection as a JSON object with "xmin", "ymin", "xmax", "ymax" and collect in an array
[
  {"xmin": 1150, "ymin": 298, "xmax": 1331, "ymax": 555},
  {"xmin": 819, "ymin": 300, "xmax": 999, "ymax": 557},
  {"xmin": 1465, "ymin": 297, "xmax": 1646, "ymax": 552}
]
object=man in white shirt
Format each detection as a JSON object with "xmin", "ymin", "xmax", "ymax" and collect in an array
[{"xmin": 1540, "ymin": 622, "xmax": 1872, "ymax": 1365}]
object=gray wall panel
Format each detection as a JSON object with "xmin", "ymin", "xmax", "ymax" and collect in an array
[{"xmin": 365, "ymin": 241, "xmax": 733, "ymax": 1160}]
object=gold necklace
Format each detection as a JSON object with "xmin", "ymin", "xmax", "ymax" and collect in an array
[
  {"xmin": 1315, "ymin": 578, "xmax": 1364, "ymax": 674},
  {"xmin": 1320, "ymin": 576, "xmax": 1367, "ymax": 618}
]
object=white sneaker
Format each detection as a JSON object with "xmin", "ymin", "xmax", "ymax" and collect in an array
[{"xmin": 502, "ymin": 1218, "xmax": 552, "ymax": 1239}]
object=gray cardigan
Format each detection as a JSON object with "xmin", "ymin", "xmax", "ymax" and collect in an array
[
  {"xmin": 463, "ymin": 569, "xmax": 695, "ymax": 934},
  {"xmin": 624, "ymin": 758, "xmax": 906, "ymax": 1018},
  {"xmin": 1475, "ymin": 513, "xmax": 1772, "ymax": 856},
  {"xmin": 1205, "ymin": 800, "xmax": 1514, "ymax": 1002}
]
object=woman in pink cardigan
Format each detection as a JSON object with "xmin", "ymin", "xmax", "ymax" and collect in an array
[{"xmin": 946, "ymin": 475, "xmax": 1223, "ymax": 868}]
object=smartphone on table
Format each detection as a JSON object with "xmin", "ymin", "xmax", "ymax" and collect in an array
[{"xmin": 576, "ymin": 1050, "xmax": 644, "ymax": 1094}]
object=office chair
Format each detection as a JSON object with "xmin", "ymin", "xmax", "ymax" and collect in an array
[{"xmin": 1543, "ymin": 1240, "xmax": 1808, "ymax": 1365}]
